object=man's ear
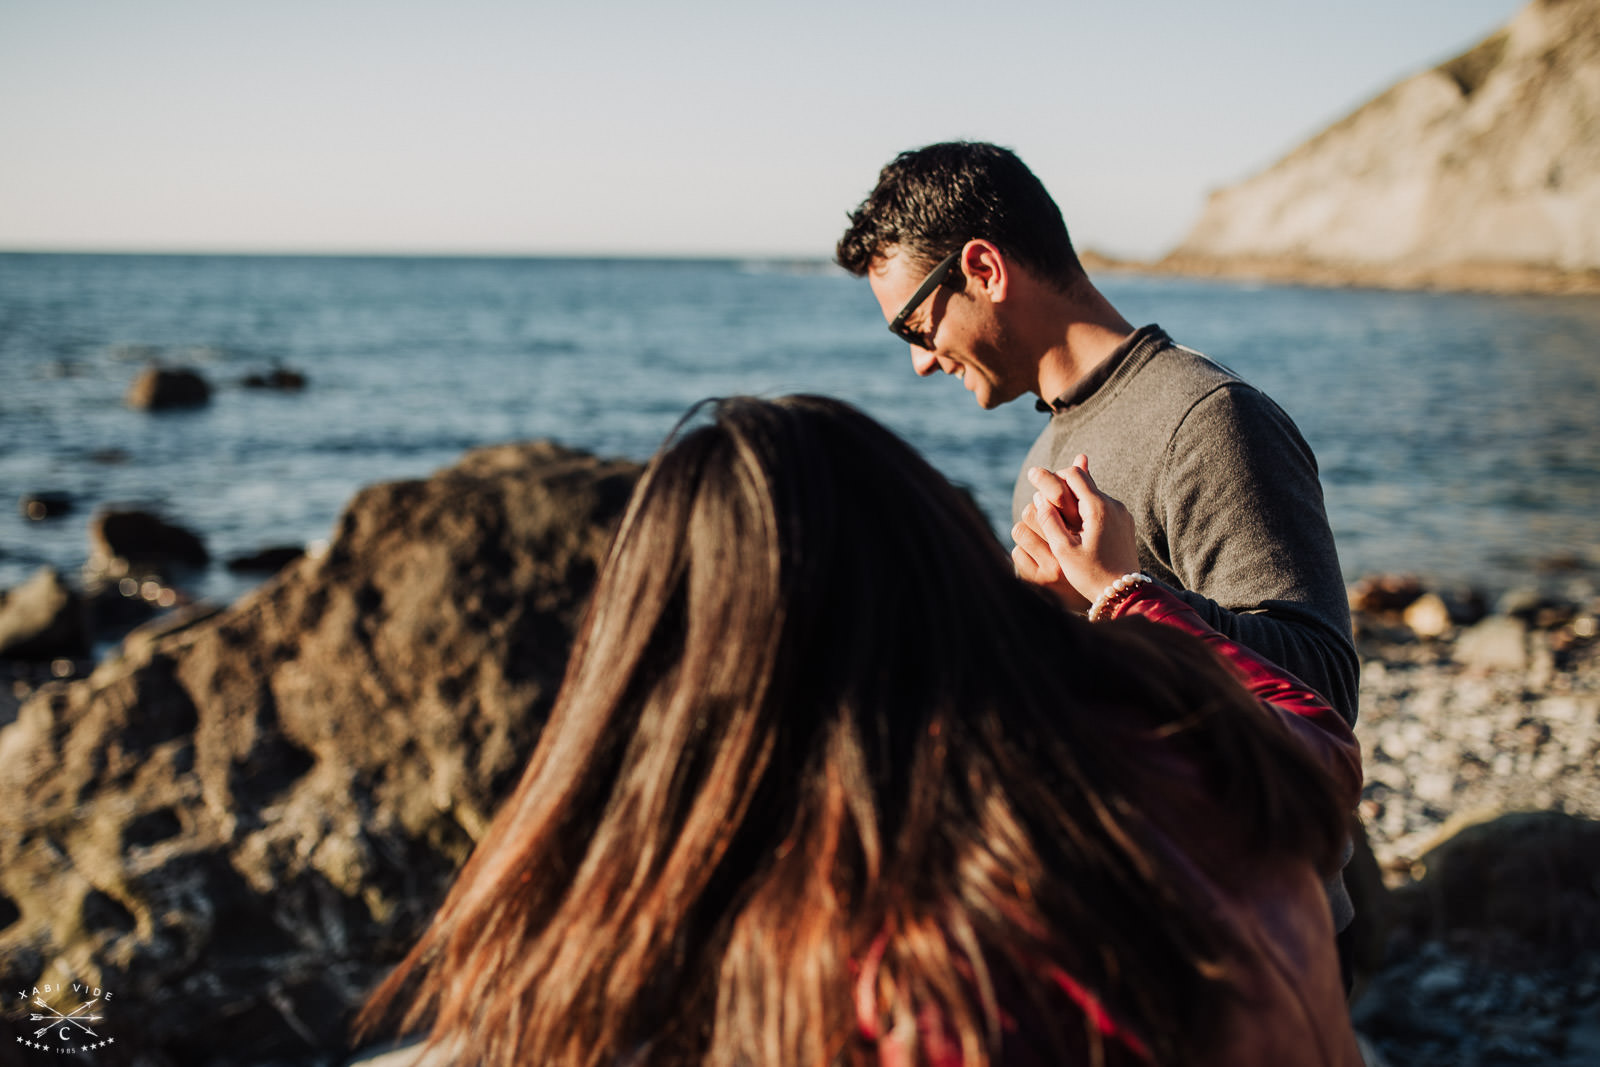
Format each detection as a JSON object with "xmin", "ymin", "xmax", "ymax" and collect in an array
[{"xmin": 960, "ymin": 240, "xmax": 1009, "ymax": 303}]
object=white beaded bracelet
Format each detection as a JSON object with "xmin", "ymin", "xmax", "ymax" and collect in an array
[{"xmin": 1087, "ymin": 572, "xmax": 1153, "ymax": 622}]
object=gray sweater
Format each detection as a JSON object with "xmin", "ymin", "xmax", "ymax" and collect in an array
[{"xmin": 1014, "ymin": 325, "xmax": 1359, "ymax": 726}]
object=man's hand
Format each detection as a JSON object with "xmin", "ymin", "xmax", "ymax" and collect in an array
[
  {"xmin": 1012, "ymin": 453, "xmax": 1092, "ymax": 611},
  {"xmin": 1012, "ymin": 497, "xmax": 1092, "ymax": 612},
  {"xmin": 1011, "ymin": 456, "xmax": 1140, "ymax": 612}
]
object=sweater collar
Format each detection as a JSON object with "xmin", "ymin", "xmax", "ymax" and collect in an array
[{"xmin": 1035, "ymin": 324, "xmax": 1170, "ymax": 414}]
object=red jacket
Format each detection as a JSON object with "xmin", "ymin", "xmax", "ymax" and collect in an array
[{"xmin": 859, "ymin": 583, "xmax": 1364, "ymax": 1067}]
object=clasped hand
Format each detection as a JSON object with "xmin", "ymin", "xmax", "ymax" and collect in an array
[{"xmin": 1010, "ymin": 454, "xmax": 1140, "ymax": 614}]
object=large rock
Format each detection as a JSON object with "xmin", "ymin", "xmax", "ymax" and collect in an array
[
  {"xmin": 1388, "ymin": 810, "xmax": 1600, "ymax": 950},
  {"xmin": 1164, "ymin": 0, "xmax": 1600, "ymax": 293},
  {"xmin": 0, "ymin": 441, "xmax": 639, "ymax": 1065},
  {"xmin": 0, "ymin": 567, "xmax": 89, "ymax": 661}
]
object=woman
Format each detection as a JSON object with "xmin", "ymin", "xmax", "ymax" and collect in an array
[{"xmin": 360, "ymin": 395, "xmax": 1362, "ymax": 1066}]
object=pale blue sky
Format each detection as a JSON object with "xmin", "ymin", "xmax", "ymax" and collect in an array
[{"xmin": 1, "ymin": 0, "xmax": 1525, "ymax": 258}]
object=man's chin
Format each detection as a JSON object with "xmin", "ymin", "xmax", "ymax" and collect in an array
[
  {"xmin": 973, "ymin": 386, "xmax": 1012, "ymax": 411},
  {"xmin": 962, "ymin": 377, "xmax": 992, "ymax": 409}
]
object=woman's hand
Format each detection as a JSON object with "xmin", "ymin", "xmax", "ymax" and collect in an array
[{"xmin": 1011, "ymin": 455, "xmax": 1140, "ymax": 612}]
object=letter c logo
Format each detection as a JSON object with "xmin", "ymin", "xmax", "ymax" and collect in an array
[{"xmin": 60, "ymin": 1026, "xmax": 71, "ymax": 1041}]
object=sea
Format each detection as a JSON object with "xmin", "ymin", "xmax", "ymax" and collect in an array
[{"xmin": 2, "ymin": 253, "xmax": 1598, "ymax": 609}]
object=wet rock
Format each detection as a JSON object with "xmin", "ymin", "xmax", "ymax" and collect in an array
[
  {"xmin": 89, "ymin": 510, "xmax": 210, "ymax": 572},
  {"xmin": 0, "ymin": 440, "xmax": 640, "ymax": 1063},
  {"xmin": 126, "ymin": 365, "xmax": 211, "ymax": 411},
  {"xmin": 241, "ymin": 367, "xmax": 307, "ymax": 391},
  {"xmin": 224, "ymin": 546, "xmax": 304, "ymax": 574},
  {"xmin": 0, "ymin": 567, "xmax": 89, "ymax": 661},
  {"xmin": 19, "ymin": 491, "xmax": 73, "ymax": 521}
]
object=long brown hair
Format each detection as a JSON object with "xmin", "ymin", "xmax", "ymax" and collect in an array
[{"xmin": 360, "ymin": 395, "xmax": 1348, "ymax": 1066}]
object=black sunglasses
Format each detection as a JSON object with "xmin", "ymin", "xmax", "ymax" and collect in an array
[{"xmin": 887, "ymin": 251, "xmax": 962, "ymax": 346}]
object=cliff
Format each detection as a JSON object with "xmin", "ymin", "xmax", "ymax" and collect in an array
[{"xmin": 1161, "ymin": 0, "xmax": 1600, "ymax": 293}]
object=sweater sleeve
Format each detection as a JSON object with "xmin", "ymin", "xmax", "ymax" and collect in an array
[
  {"xmin": 1156, "ymin": 384, "xmax": 1360, "ymax": 725},
  {"xmin": 1112, "ymin": 582, "xmax": 1363, "ymax": 810}
]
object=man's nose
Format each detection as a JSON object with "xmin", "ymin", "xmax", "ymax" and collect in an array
[{"xmin": 911, "ymin": 346, "xmax": 938, "ymax": 377}]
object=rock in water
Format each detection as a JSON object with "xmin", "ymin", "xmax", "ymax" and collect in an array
[
  {"xmin": 89, "ymin": 509, "xmax": 211, "ymax": 572},
  {"xmin": 0, "ymin": 441, "xmax": 639, "ymax": 1063},
  {"xmin": 19, "ymin": 490, "xmax": 74, "ymax": 521},
  {"xmin": 241, "ymin": 367, "xmax": 308, "ymax": 391},
  {"xmin": 1165, "ymin": 0, "xmax": 1600, "ymax": 292},
  {"xmin": 126, "ymin": 365, "xmax": 212, "ymax": 410}
]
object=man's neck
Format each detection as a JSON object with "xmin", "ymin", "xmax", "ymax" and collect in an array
[{"xmin": 1029, "ymin": 281, "xmax": 1136, "ymax": 404}]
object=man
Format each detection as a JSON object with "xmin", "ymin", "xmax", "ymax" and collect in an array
[{"xmin": 836, "ymin": 140, "xmax": 1361, "ymax": 961}]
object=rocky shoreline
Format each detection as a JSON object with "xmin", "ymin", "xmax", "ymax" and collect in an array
[
  {"xmin": 1346, "ymin": 574, "xmax": 1600, "ymax": 1065},
  {"xmin": 1079, "ymin": 250, "xmax": 1600, "ymax": 297},
  {"xmin": 2, "ymin": 445, "xmax": 1597, "ymax": 1065},
  {"xmin": 1347, "ymin": 574, "xmax": 1600, "ymax": 874}
]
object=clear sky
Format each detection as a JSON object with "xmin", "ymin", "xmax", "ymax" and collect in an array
[{"xmin": 0, "ymin": 0, "xmax": 1526, "ymax": 259}]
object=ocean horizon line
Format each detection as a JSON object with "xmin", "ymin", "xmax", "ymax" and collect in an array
[{"xmin": 0, "ymin": 247, "xmax": 852, "ymax": 266}]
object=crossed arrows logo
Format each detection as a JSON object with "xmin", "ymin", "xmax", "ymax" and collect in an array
[{"xmin": 29, "ymin": 994, "xmax": 103, "ymax": 1041}]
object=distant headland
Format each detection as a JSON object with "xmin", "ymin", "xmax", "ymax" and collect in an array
[{"xmin": 1091, "ymin": 0, "xmax": 1600, "ymax": 296}]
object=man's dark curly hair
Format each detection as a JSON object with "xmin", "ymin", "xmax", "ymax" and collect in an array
[{"xmin": 836, "ymin": 142, "xmax": 1083, "ymax": 287}]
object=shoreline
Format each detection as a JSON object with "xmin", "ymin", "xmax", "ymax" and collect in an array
[
  {"xmin": 1346, "ymin": 577, "xmax": 1600, "ymax": 874},
  {"xmin": 1081, "ymin": 250, "xmax": 1600, "ymax": 297}
]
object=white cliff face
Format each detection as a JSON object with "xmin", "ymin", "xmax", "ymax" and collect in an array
[{"xmin": 1174, "ymin": 0, "xmax": 1600, "ymax": 275}]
